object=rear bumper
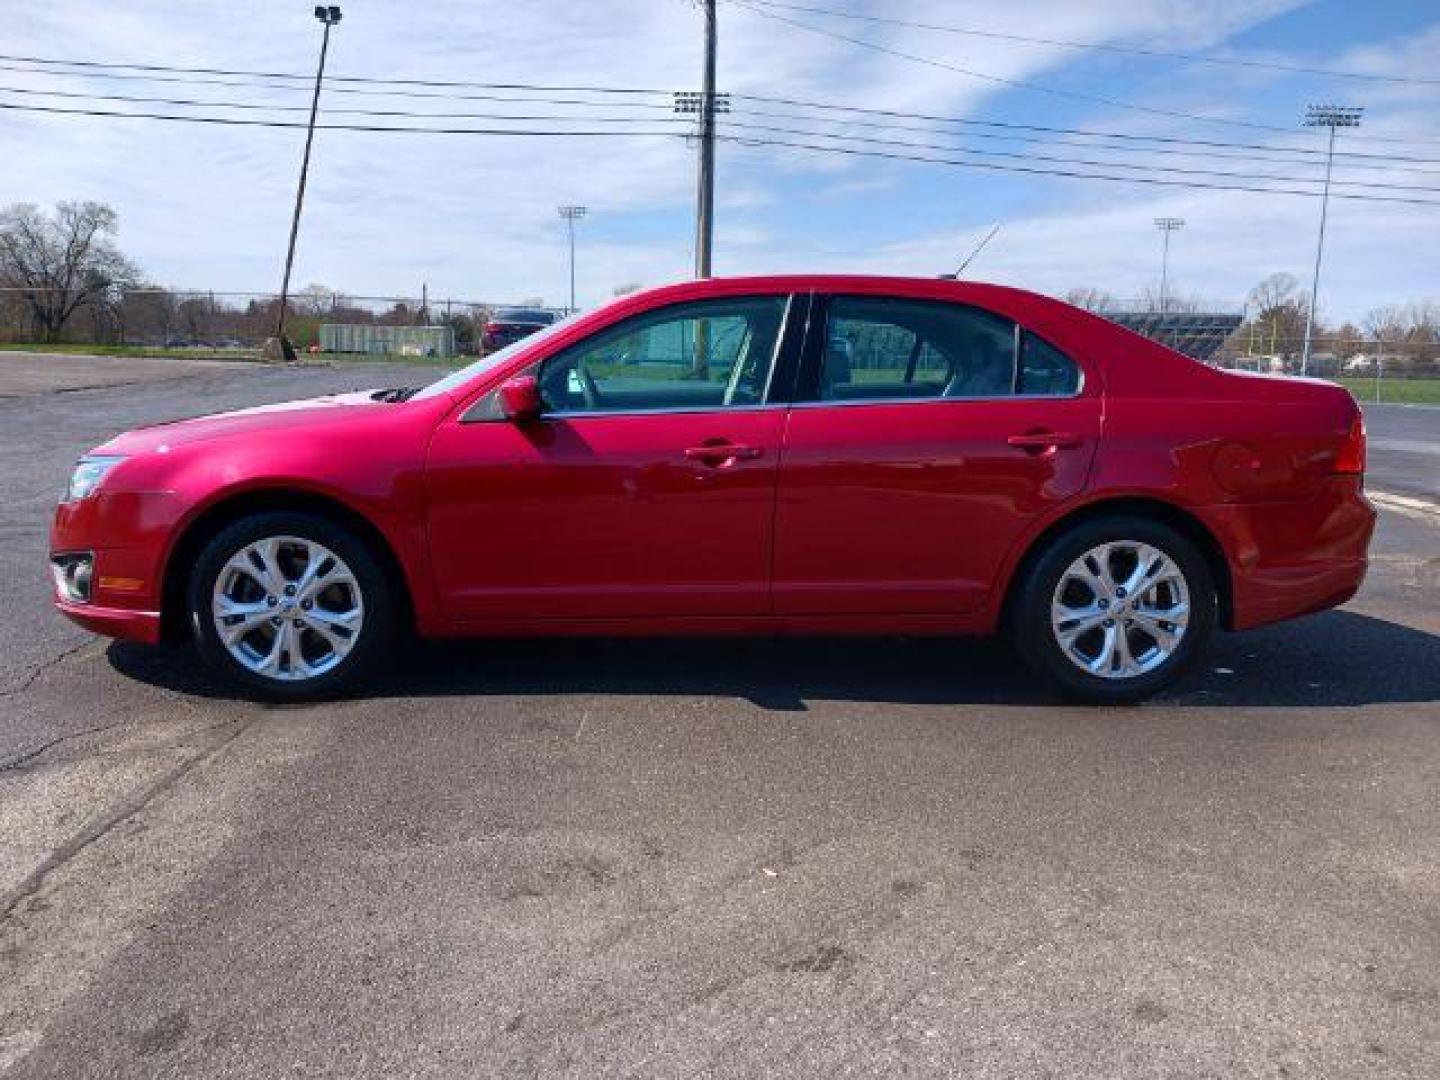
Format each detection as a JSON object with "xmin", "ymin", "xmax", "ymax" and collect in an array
[
  {"xmin": 55, "ymin": 598, "xmax": 162, "ymax": 644},
  {"xmin": 1195, "ymin": 476, "xmax": 1376, "ymax": 631}
]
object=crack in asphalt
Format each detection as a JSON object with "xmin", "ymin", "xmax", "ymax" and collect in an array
[
  {"xmin": 0, "ymin": 717, "xmax": 255, "ymax": 924},
  {"xmin": 0, "ymin": 718, "xmax": 239, "ymax": 774},
  {"xmin": 0, "ymin": 637, "xmax": 97, "ymax": 701},
  {"xmin": 0, "ymin": 719, "xmax": 134, "ymax": 773}
]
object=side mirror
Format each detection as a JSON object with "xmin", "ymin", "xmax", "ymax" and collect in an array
[{"xmin": 498, "ymin": 375, "xmax": 543, "ymax": 423}]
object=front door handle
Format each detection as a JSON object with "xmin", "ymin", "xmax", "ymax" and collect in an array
[
  {"xmin": 685, "ymin": 442, "xmax": 764, "ymax": 465},
  {"xmin": 1007, "ymin": 430, "xmax": 1080, "ymax": 453}
]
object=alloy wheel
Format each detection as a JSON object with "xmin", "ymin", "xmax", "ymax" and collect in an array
[
  {"xmin": 1049, "ymin": 541, "xmax": 1190, "ymax": 680},
  {"xmin": 210, "ymin": 535, "xmax": 364, "ymax": 682}
]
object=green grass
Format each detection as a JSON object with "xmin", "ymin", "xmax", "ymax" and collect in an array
[
  {"xmin": 0, "ymin": 343, "xmax": 468, "ymax": 368},
  {"xmin": 0, "ymin": 342, "xmax": 260, "ymax": 360},
  {"xmin": 1334, "ymin": 376, "xmax": 1440, "ymax": 405}
]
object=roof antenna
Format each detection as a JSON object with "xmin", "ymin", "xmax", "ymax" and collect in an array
[{"xmin": 939, "ymin": 224, "xmax": 1000, "ymax": 279}]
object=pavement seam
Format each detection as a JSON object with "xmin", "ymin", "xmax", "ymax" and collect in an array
[
  {"xmin": 1369, "ymin": 490, "xmax": 1440, "ymax": 519},
  {"xmin": 0, "ymin": 717, "xmax": 255, "ymax": 925}
]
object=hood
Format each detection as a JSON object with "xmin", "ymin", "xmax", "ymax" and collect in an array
[{"xmin": 94, "ymin": 389, "xmax": 388, "ymax": 455}]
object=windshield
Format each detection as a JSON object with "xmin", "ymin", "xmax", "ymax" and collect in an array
[{"xmin": 410, "ymin": 312, "xmax": 581, "ymax": 402}]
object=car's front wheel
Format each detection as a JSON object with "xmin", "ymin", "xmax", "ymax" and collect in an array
[
  {"xmin": 187, "ymin": 511, "xmax": 393, "ymax": 700},
  {"xmin": 1009, "ymin": 515, "xmax": 1216, "ymax": 704}
]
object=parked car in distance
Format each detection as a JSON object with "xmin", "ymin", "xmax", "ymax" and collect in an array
[
  {"xmin": 51, "ymin": 275, "xmax": 1374, "ymax": 703},
  {"xmin": 481, "ymin": 306, "xmax": 558, "ymax": 352}
]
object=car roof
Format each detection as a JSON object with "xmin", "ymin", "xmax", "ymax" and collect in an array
[{"xmin": 626, "ymin": 273, "xmax": 1070, "ymax": 313}]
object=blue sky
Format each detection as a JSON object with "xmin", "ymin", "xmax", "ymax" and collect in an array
[{"xmin": 3, "ymin": 1, "xmax": 1437, "ymax": 323}]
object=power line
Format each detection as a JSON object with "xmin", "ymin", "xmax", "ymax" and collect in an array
[
  {"xmin": 0, "ymin": 84, "xmax": 691, "ymax": 125},
  {"xmin": 6, "ymin": 53, "xmax": 1439, "ymax": 164},
  {"xmin": 0, "ymin": 101, "xmax": 695, "ymax": 138},
  {"xmin": 16, "ymin": 79, "xmax": 1439, "ymax": 187},
  {"xmin": 0, "ymin": 52, "xmax": 675, "ymax": 97},
  {"xmin": 714, "ymin": 118, "xmax": 1440, "ymax": 194},
  {"xmin": 739, "ymin": 0, "xmax": 1440, "ymax": 87},
  {"xmin": 715, "ymin": 132, "xmax": 1440, "ymax": 206},
  {"xmin": 0, "ymin": 62, "xmax": 681, "ymax": 110},
  {"xmin": 7, "ymin": 98, "xmax": 1438, "ymax": 206},
  {"xmin": 726, "ymin": 90, "xmax": 1440, "ymax": 166},
  {"xmin": 8, "ymin": 81, "xmax": 1435, "ymax": 185},
  {"xmin": 727, "ymin": 102, "xmax": 1440, "ymax": 176}
]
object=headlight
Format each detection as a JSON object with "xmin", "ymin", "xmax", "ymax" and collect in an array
[{"xmin": 65, "ymin": 455, "xmax": 125, "ymax": 502}]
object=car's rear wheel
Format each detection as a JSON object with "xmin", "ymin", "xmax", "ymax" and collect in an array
[
  {"xmin": 1009, "ymin": 515, "xmax": 1216, "ymax": 704},
  {"xmin": 187, "ymin": 511, "xmax": 393, "ymax": 700}
]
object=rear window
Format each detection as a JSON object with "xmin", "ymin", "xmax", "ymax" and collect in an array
[{"xmin": 1018, "ymin": 332, "xmax": 1081, "ymax": 396}]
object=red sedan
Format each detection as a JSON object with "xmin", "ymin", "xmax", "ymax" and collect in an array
[{"xmin": 50, "ymin": 275, "xmax": 1374, "ymax": 702}]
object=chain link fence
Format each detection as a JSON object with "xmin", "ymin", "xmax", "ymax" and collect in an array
[
  {"xmin": 1212, "ymin": 338, "xmax": 1440, "ymax": 405},
  {"xmin": 0, "ymin": 287, "xmax": 565, "ymax": 358},
  {"xmin": 3, "ymin": 285, "xmax": 1436, "ymax": 402}
]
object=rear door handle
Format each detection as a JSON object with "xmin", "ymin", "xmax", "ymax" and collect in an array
[
  {"xmin": 1007, "ymin": 431, "xmax": 1080, "ymax": 452},
  {"xmin": 685, "ymin": 442, "xmax": 764, "ymax": 464}
]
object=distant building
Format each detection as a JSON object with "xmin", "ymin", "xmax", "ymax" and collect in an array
[{"xmin": 320, "ymin": 323, "xmax": 456, "ymax": 357}]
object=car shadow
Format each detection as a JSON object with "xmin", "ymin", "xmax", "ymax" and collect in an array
[{"xmin": 107, "ymin": 609, "xmax": 1440, "ymax": 710}]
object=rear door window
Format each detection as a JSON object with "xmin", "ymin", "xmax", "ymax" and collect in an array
[{"xmin": 817, "ymin": 296, "xmax": 1019, "ymax": 401}]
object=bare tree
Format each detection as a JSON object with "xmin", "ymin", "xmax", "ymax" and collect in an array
[
  {"xmin": 1138, "ymin": 285, "xmax": 1204, "ymax": 314},
  {"xmin": 1364, "ymin": 305, "xmax": 1411, "ymax": 375},
  {"xmin": 1063, "ymin": 287, "xmax": 1115, "ymax": 313},
  {"xmin": 0, "ymin": 201, "xmax": 140, "ymax": 342},
  {"xmin": 1246, "ymin": 273, "xmax": 1309, "ymax": 363},
  {"xmin": 1247, "ymin": 272, "xmax": 1301, "ymax": 315}
]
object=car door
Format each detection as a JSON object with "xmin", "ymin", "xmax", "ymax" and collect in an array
[
  {"xmin": 771, "ymin": 292, "xmax": 1101, "ymax": 615},
  {"xmin": 426, "ymin": 293, "xmax": 802, "ymax": 621}
]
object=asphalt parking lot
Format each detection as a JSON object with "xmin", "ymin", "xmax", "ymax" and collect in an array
[{"xmin": 1, "ymin": 352, "xmax": 1437, "ymax": 1078}]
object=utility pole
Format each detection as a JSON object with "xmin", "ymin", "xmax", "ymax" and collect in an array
[
  {"xmin": 695, "ymin": 0, "xmax": 718, "ymax": 278},
  {"xmin": 271, "ymin": 5, "xmax": 342, "ymax": 363},
  {"xmin": 558, "ymin": 206, "xmax": 587, "ymax": 313},
  {"xmin": 1154, "ymin": 217, "xmax": 1184, "ymax": 316},
  {"xmin": 1300, "ymin": 104, "xmax": 1362, "ymax": 376}
]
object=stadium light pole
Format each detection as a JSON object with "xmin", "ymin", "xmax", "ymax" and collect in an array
[
  {"xmin": 271, "ymin": 5, "xmax": 342, "ymax": 363},
  {"xmin": 558, "ymin": 206, "xmax": 587, "ymax": 314},
  {"xmin": 1154, "ymin": 217, "xmax": 1184, "ymax": 316},
  {"xmin": 1300, "ymin": 104, "xmax": 1362, "ymax": 376}
]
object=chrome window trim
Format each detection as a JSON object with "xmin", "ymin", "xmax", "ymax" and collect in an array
[
  {"xmin": 792, "ymin": 371, "xmax": 1086, "ymax": 411},
  {"xmin": 541, "ymin": 402, "xmax": 790, "ymax": 420}
]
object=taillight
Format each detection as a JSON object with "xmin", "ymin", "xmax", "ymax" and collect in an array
[{"xmin": 1333, "ymin": 414, "xmax": 1366, "ymax": 475}]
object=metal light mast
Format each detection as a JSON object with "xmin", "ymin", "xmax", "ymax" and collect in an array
[
  {"xmin": 272, "ymin": 5, "xmax": 342, "ymax": 362},
  {"xmin": 1300, "ymin": 104, "xmax": 1362, "ymax": 376},
  {"xmin": 1154, "ymin": 217, "xmax": 1185, "ymax": 316},
  {"xmin": 558, "ymin": 205, "xmax": 587, "ymax": 314}
]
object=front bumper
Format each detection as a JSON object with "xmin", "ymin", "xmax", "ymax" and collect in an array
[
  {"xmin": 54, "ymin": 597, "xmax": 162, "ymax": 643},
  {"xmin": 50, "ymin": 489, "xmax": 181, "ymax": 644}
]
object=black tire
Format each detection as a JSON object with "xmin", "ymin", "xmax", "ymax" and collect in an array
[
  {"xmin": 187, "ymin": 511, "xmax": 394, "ymax": 701},
  {"xmin": 1008, "ymin": 514, "xmax": 1216, "ymax": 704}
]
